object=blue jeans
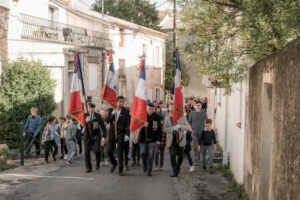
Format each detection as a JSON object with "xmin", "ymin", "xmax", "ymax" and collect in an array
[
  {"xmin": 139, "ymin": 142, "xmax": 156, "ymax": 173},
  {"xmin": 66, "ymin": 140, "xmax": 76, "ymax": 162},
  {"xmin": 202, "ymin": 145, "xmax": 213, "ymax": 169}
]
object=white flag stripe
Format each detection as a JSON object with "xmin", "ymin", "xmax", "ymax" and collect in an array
[
  {"xmin": 135, "ymin": 78, "xmax": 147, "ymax": 101},
  {"xmin": 106, "ymin": 70, "xmax": 117, "ymax": 91}
]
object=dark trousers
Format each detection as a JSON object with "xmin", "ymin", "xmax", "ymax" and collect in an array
[
  {"xmin": 155, "ymin": 147, "xmax": 165, "ymax": 167},
  {"xmin": 169, "ymin": 144, "xmax": 184, "ymax": 175},
  {"xmin": 124, "ymin": 141, "xmax": 129, "ymax": 167},
  {"xmin": 25, "ymin": 132, "xmax": 40, "ymax": 156},
  {"xmin": 85, "ymin": 140, "xmax": 101, "ymax": 170},
  {"xmin": 108, "ymin": 135, "xmax": 126, "ymax": 173},
  {"xmin": 60, "ymin": 138, "xmax": 68, "ymax": 156},
  {"xmin": 132, "ymin": 143, "xmax": 140, "ymax": 162},
  {"xmin": 184, "ymin": 148, "xmax": 193, "ymax": 166},
  {"xmin": 44, "ymin": 140, "xmax": 58, "ymax": 162},
  {"xmin": 77, "ymin": 141, "xmax": 82, "ymax": 155}
]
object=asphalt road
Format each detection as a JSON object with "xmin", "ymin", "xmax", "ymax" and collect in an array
[{"xmin": 0, "ymin": 152, "xmax": 238, "ymax": 200}]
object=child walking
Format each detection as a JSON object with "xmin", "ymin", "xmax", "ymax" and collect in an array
[
  {"xmin": 198, "ymin": 119, "xmax": 217, "ymax": 173},
  {"xmin": 41, "ymin": 115, "xmax": 59, "ymax": 163},
  {"xmin": 66, "ymin": 118, "xmax": 79, "ymax": 165}
]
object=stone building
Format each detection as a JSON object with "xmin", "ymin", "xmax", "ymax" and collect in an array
[
  {"xmin": 0, "ymin": 0, "xmax": 168, "ymax": 115},
  {"xmin": 0, "ymin": 0, "xmax": 110, "ymax": 117},
  {"xmin": 245, "ymin": 39, "xmax": 300, "ymax": 200}
]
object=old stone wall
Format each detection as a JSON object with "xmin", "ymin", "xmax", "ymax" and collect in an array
[
  {"xmin": 0, "ymin": 6, "xmax": 9, "ymax": 60},
  {"xmin": 245, "ymin": 39, "xmax": 300, "ymax": 200}
]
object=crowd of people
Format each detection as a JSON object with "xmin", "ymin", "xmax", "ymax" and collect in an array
[{"xmin": 22, "ymin": 96, "xmax": 217, "ymax": 177}]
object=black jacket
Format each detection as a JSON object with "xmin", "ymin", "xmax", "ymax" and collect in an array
[
  {"xmin": 106, "ymin": 107, "xmax": 130, "ymax": 139},
  {"xmin": 139, "ymin": 112, "xmax": 162, "ymax": 143},
  {"xmin": 199, "ymin": 129, "xmax": 217, "ymax": 146},
  {"xmin": 84, "ymin": 112, "xmax": 106, "ymax": 141}
]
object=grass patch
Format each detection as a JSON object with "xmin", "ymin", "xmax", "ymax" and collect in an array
[{"xmin": 216, "ymin": 164, "xmax": 248, "ymax": 200}]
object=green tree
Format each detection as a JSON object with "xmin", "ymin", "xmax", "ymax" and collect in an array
[
  {"xmin": 177, "ymin": 0, "xmax": 300, "ymax": 92},
  {"xmin": 92, "ymin": 0, "xmax": 160, "ymax": 30},
  {"xmin": 0, "ymin": 59, "xmax": 56, "ymax": 148}
]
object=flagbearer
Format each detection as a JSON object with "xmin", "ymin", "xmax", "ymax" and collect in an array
[
  {"xmin": 164, "ymin": 106, "xmax": 189, "ymax": 177},
  {"xmin": 107, "ymin": 96, "xmax": 131, "ymax": 176},
  {"xmin": 84, "ymin": 103, "xmax": 106, "ymax": 173},
  {"xmin": 139, "ymin": 102, "xmax": 162, "ymax": 176}
]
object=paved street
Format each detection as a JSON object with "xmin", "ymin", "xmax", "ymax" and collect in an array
[{"xmin": 0, "ymin": 153, "xmax": 238, "ymax": 200}]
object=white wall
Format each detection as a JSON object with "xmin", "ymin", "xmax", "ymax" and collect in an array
[
  {"xmin": 109, "ymin": 25, "xmax": 166, "ymax": 103},
  {"xmin": 215, "ymin": 83, "xmax": 246, "ymax": 184},
  {"xmin": 6, "ymin": 0, "xmax": 70, "ymax": 113}
]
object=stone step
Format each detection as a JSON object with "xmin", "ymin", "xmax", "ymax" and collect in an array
[
  {"xmin": 214, "ymin": 152, "xmax": 223, "ymax": 157},
  {"xmin": 213, "ymin": 157, "xmax": 223, "ymax": 163}
]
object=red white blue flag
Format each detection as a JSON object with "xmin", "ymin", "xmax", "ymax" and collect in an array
[
  {"xmin": 100, "ymin": 50, "xmax": 117, "ymax": 108},
  {"xmin": 130, "ymin": 56, "xmax": 147, "ymax": 132},
  {"xmin": 68, "ymin": 52, "xmax": 86, "ymax": 127},
  {"xmin": 173, "ymin": 49, "xmax": 184, "ymax": 124}
]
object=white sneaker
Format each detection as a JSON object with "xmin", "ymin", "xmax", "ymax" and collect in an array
[
  {"xmin": 189, "ymin": 166, "xmax": 195, "ymax": 172},
  {"xmin": 104, "ymin": 160, "xmax": 109, "ymax": 166},
  {"xmin": 64, "ymin": 155, "xmax": 68, "ymax": 160},
  {"xmin": 100, "ymin": 162, "xmax": 103, "ymax": 167}
]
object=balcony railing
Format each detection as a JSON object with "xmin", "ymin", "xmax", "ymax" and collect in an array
[{"xmin": 19, "ymin": 13, "xmax": 110, "ymax": 47}]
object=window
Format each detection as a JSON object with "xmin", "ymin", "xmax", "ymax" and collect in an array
[
  {"xmin": 119, "ymin": 28, "xmax": 125, "ymax": 47},
  {"xmin": 88, "ymin": 64, "xmax": 98, "ymax": 91},
  {"xmin": 48, "ymin": 6, "xmax": 58, "ymax": 22}
]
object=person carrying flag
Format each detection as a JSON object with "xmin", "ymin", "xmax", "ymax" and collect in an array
[
  {"xmin": 107, "ymin": 96, "xmax": 130, "ymax": 176},
  {"xmin": 138, "ymin": 102, "xmax": 162, "ymax": 176},
  {"xmin": 164, "ymin": 104, "xmax": 190, "ymax": 177},
  {"xmin": 84, "ymin": 103, "xmax": 107, "ymax": 173}
]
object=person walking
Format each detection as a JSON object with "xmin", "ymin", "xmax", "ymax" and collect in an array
[
  {"xmin": 198, "ymin": 119, "xmax": 217, "ymax": 173},
  {"xmin": 107, "ymin": 96, "xmax": 131, "ymax": 176},
  {"xmin": 65, "ymin": 118, "xmax": 79, "ymax": 165},
  {"xmin": 84, "ymin": 102, "xmax": 107, "ymax": 173},
  {"xmin": 41, "ymin": 115, "xmax": 59, "ymax": 163},
  {"xmin": 154, "ymin": 114, "xmax": 166, "ymax": 171},
  {"xmin": 23, "ymin": 107, "xmax": 43, "ymax": 158},
  {"xmin": 139, "ymin": 102, "xmax": 162, "ymax": 176},
  {"xmin": 131, "ymin": 131, "xmax": 141, "ymax": 167},
  {"xmin": 188, "ymin": 100, "xmax": 207, "ymax": 165},
  {"xmin": 164, "ymin": 109, "xmax": 189, "ymax": 177}
]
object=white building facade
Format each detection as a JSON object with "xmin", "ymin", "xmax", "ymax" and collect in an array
[{"xmin": 0, "ymin": 0, "xmax": 167, "ymax": 116}]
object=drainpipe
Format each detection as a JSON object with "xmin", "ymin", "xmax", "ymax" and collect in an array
[{"xmin": 223, "ymin": 94, "xmax": 229, "ymax": 165}]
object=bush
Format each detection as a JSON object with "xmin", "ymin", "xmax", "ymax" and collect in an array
[{"xmin": 0, "ymin": 58, "xmax": 56, "ymax": 148}]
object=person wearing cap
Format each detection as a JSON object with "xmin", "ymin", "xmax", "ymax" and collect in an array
[
  {"xmin": 164, "ymin": 105, "xmax": 190, "ymax": 177},
  {"xmin": 106, "ymin": 96, "xmax": 131, "ymax": 176},
  {"xmin": 84, "ymin": 102, "xmax": 107, "ymax": 173},
  {"xmin": 139, "ymin": 102, "xmax": 162, "ymax": 176}
]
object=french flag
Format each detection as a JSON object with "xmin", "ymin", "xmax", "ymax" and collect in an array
[
  {"xmin": 100, "ymin": 51, "xmax": 117, "ymax": 108},
  {"xmin": 130, "ymin": 56, "xmax": 147, "ymax": 132},
  {"xmin": 68, "ymin": 52, "xmax": 86, "ymax": 127},
  {"xmin": 173, "ymin": 49, "xmax": 184, "ymax": 124}
]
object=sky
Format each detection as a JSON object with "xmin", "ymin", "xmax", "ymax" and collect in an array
[{"xmin": 74, "ymin": 0, "xmax": 172, "ymax": 11}]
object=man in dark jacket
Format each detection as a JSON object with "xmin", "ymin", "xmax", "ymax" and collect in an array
[
  {"xmin": 107, "ymin": 96, "xmax": 130, "ymax": 176},
  {"xmin": 139, "ymin": 102, "xmax": 162, "ymax": 176},
  {"xmin": 84, "ymin": 103, "xmax": 106, "ymax": 173}
]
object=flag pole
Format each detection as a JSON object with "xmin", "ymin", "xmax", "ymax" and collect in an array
[{"xmin": 74, "ymin": 43, "xmax": 93, "ymax": 141}]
